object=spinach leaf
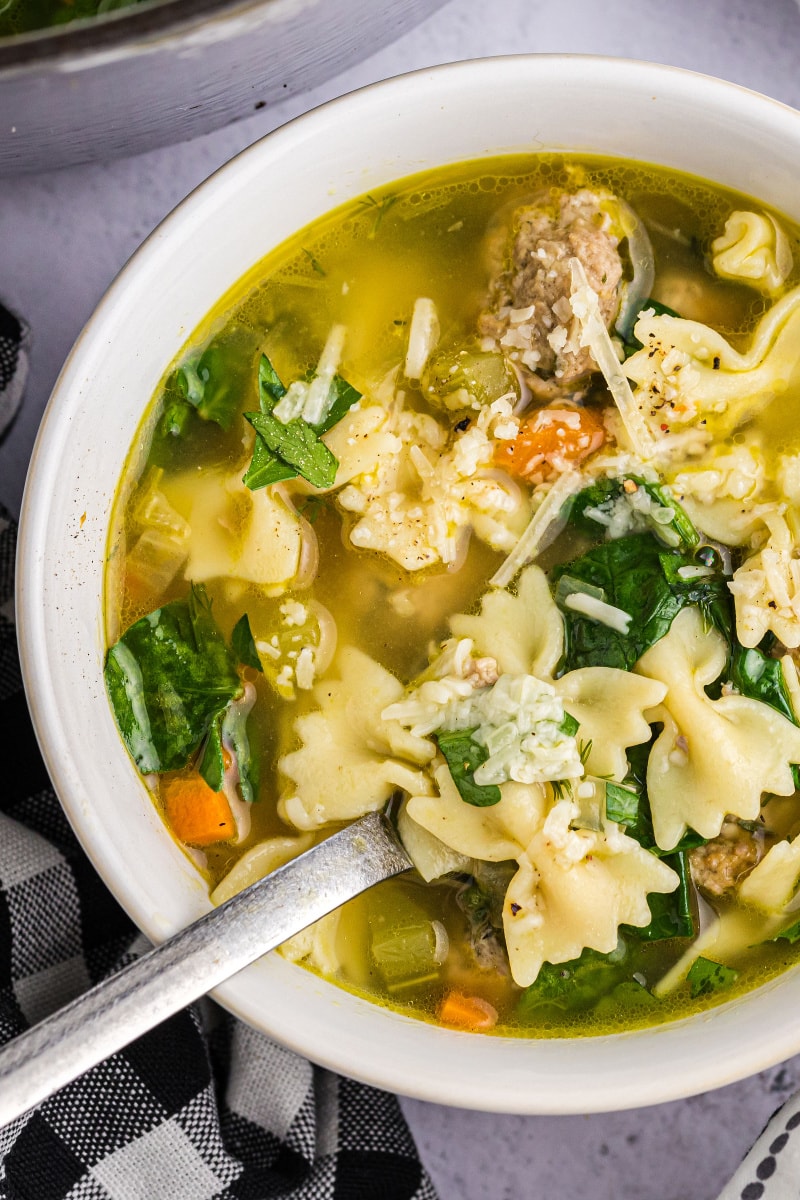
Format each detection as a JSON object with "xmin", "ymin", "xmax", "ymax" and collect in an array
[
  {"xmin": 104, "ymin": 584, "xmax": 241, "ymax": 775},
  {"xmin": 559, "ymin": 711, "xmax": 580, "ymax": 737},
  {"xmin": 686, "ymin": 956, "xmax": 739, "ymax": 998},
  {"xmin": 243, "ymin": 354, "xmax": 361, "ymax": 491},
  {"xmin": 604, "ymin": 781, "xmax": 640, "ymax": 825},
  {"xmin": 619, "ymin": 298, "xmax": 681, "ymax": 358},
  {"xmin": 552, "ymin": 533, "xmax": 730, "ymax": 672},
  {"xmin": 770, "ymin": 917, "xmax": 800, "ymax": 945},
  {"xmin": 569, "ymin": 476, "xmax": 699, "ymax": 550},
  {"xmin": 246, "ymin": 411, "xmax": 339, "ymax": 489},
  {"xmin": 435, "ymin": 728, "xmax": 501, "ymax": 808},
  {"xmin": 729, "ymin": 642, "xmax": 797, "ymax": 725},
  {"xmin": 200, "ymin": 696, "xmax": 259, "ymax": 804},
  {"xmin": 629, "ymin": 851, "xmax": 694, "ymax": 941},
  {"xmin": 242, "ymin": 354, "xmax": 297, "ymax": 490},
  {"xmin": 619, "ymin": 738, "xmax": 700, "ymax": 941},
  {"xmin": 176, "ymin": 327, "xmax": 259, "ymax": 432},
  {"xmin": 517, "ymin": 944, "xmax": 629, "ymax": 1016},
  {"xmin": 231, "ymin": 613, "xmax": 263, "ymax": 673}
]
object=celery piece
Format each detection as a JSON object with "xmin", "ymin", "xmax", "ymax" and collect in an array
[{"xmin": 369, "ymin": 896, "xmax": 443, "ymax": 988}]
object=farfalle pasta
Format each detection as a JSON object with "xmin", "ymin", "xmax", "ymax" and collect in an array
[{"xmin": 103, "ymin": 152, "xmax": 800, "ymax": 1038}]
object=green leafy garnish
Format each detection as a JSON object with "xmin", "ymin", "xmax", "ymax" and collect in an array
[
  {"xmin": 517, "ymin": 944, "xmax": 629, "ymax": 1016},
  {"xmin": 104, "ymin": 584, "xmax": 241, "ymax": 775},
  {"xmin": 686, "ymin": 956, "xmax": 739, "ymax": 998},
  {"xmin": 729, "ymin": 642, "xmax": 797, "ymax": 726},
  {"xmin": 301, "ymin": 248, "xmax": 326, "ymax": 276},
  {"xmin": 199, "ymin": 695, "xmax": 259, "ymax": 804},
  {"xmin": 231, "ymin": 614, "xmax": 262, "ymax": 673},
  {"xmin": 435, "ymin": 728, "xmax": 501, "ymax": 808},
  {"xmin": 569, "ymin": 476, "xmax": 699, "ymax": 549},
  {"xmin": 243, "ymin": 353, "xmax": 361, "ymax": 491},
  {"xmin": 552, "ymin": 533, "xmax": 730, "ymax": 673},
  {"xmin": 619, "ymin": 740, "xmax": 700, "ymax": 941},
  {"xmin": 178, "ymin": 326, "xmax": 260, "ymax": 432},
  {"xmin": 770, "ymin": 917, "xmax": 800, "ymax": 945},
  {"xmin": 619, "ymin": 298, "xmax": 681, "ymax": 358},
  {"xmin": 358, "ymin": 192, "xmax": 399, "ymax": 238},
  {"xmin": 634, "ymin": 850, "xmax": 695, "ymax": 941},
  {"xmin": 604, "ymin": 781, "xmax": 639, "ymax": 825},
  {"xmin": 246, "ymin": 411, "xmax": 339, "ymax": 489},
  {"xmin": 559, "ymin": 711, "xmax": 580, "ymax": 738}
]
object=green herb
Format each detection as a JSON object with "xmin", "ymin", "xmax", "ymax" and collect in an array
[
  {"xmin": 358, "ymin": 192, "xmax": 399, "ymax": 238},
  {"xmin": 592, "ymin": 979, "xmax": 658, "ymax": 1017},
  {"xmin": 296, "ymin": 495, "xmax": 330, "ymax": 525},
  {"xmin": 569, "ymin": 476, "xmax": 699, "ymax": 549},
  {"xmin": 604, "ymin": 781, "xmax": 640, "ymax": 825},
  {"xmin": 686, "ymin": 956, "xmax": 739, "ymax": 998},
  {"xmin": 177, "ymin": 326, "xmax": 260, "ymax": 432},
  {"xmin": 246, "ymin": 411, "xmax": 339, "ymax": 489},
  {"xmin": 729, "ymin": 642, "xmax": 797, "ymax": 725},
  {"xmin": 770, "ymin": 917, "xmax": 800, "ymax": 945},
  {"xmin": 199, "ymin": 694, "xmax": 259, "ymax": 804},
  {"xmin": 619, "ymin": 298, "xmax": 681, "ymax": 358},
  {"xmin": 552, "ymin": 533, "xmax": 730, "ymax": 673},
  {"xmin": 517, "ymin": 943, "xmax": 628, "ymax": 1016},
  {"xmin": 559, "ymin": 711, "xmax": 580, "ymax": 738},
  {"xmin": 104, "ymin": 584, "xmax": 241, "ymax": 775},
  {"xmin": 243, "ymin": 353, "xmax": 361, "ymax": 491},
  {"xmin": 301, "ymin": 248, "xmax": 327, "ymax": 276},
  {"xmin": 231, "ymin": 614, "xmax": 262, "ymax": 672},
  {"xmin": 617, "ymin": 740, "xmax": 700, "ymax": 941},
  {"xmin": 631, "ymin": 850, "xmax": 695, "ymax": 941},
  {"xmin": 435, "ymin": 728, "xmax": 501, "ymax": 808}
]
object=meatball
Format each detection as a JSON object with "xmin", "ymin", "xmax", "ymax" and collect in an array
[
  {"xmin": 689, "ymin": 820, "xmax": 763, "ymax": 897},
  {"xmin": 479, "ymin": 189, "xmax": 623, "ymax": 398}
]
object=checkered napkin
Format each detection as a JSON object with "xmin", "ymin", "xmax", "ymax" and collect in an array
[{"xmin": 0, "ymin": 301, "xmax": 437, "ymax": 1200}]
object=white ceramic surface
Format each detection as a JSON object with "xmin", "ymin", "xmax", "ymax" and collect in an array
[{"xmin": 17, "ymin": 55, "xmax": 800, "ymax": 1115}]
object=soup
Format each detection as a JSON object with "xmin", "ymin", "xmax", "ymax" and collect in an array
[{"xmin": 104, "ymin": 153, "xmax": 800, "ymax": 1037}]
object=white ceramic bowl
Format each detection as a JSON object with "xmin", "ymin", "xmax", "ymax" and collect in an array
[{"xmin": 17, "ymin": 55, "xmax": 800, "ymax": 1115}]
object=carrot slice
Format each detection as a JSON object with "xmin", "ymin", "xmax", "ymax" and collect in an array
[
  {"xmin": 163, "ymin": 775, "xmax": 236, "ymax": 847},
  {"xmin": 496, "ymin": 405, "xmax": 606, "ymax": 481},
  {"xmin": 438, "ymin": 990, "xmax": 498, "ymax": 1031}
]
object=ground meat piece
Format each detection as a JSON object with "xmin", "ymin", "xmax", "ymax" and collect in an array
[
  {"xmin": 689, "ymin": 820, "xmax": 763, "ymax": 897},
  {"xmin": 479, "ymin": 189, "xmax": 623, "ymax": 399},
  {"xmin": 464, "ymin": 656, "xmax": 500, "ymax": 689}
]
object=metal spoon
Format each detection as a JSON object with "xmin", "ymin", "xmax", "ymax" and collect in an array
[{"xmin": 0, "ymin": 811, "xmax": 411, "ymax": 1127}]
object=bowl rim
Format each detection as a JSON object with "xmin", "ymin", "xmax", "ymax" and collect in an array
[{"xmin": 17, "ymin": 53, "xmax": 800, "ymax": 1114}]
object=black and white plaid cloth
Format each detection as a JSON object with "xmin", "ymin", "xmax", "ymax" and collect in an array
[{"xmin": 0, "ymin": 301, "xmax": 437, "ymax": 1200}]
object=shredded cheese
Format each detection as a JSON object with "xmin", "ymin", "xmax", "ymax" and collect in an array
[
  {"xmin": 563, "ymin": 592, "xmax": 633, "ymax": 634},
  {"xmin": 405, "ymin": 298, "xmax": 440, "ymax": 381},
  {"xmin": 490, "ymin": 471, "xmax": 583, "ymax": 588},
  {"xmin": 569, "ymin": 258, "xmax": 656, "ymax": 460}
]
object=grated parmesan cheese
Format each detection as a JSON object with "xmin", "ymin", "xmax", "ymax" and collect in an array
[
  {"xmin": 405, "ymin": 298, "xmax": 440, "ymax": 381},
  {"xmin": 569, "ymin": 258, "xmax": 656, "ymax": 460},
  {"xmin": 490, "ymin": 471, "xmax": 583, "ymax": 588},
  {"xmin": 563, "ymin": 592, "xmax": 633, "ymax": 634}
]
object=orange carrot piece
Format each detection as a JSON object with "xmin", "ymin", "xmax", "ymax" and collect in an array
[
  {"xmin": 163, "ymin": 776, "xmax": 236, "ymax": 847},
  {"xmin": 438, "ymin": 990, "xmax": 498, "ymax": 1031},
  {"xmin": 495, "ymin": 405, "xmax": 606, "ymax": 481}
]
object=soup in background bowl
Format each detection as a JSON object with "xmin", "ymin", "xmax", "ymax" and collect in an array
[{"xmin": 18, "ymin": 56, "xmax": 800, "ymax": 1114}]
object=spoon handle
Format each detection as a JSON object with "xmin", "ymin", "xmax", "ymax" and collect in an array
[{"xmin": 0, "ymin": 811, "xmax": 411, "ymax": 1127}]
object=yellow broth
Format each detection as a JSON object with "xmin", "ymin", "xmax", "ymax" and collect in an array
[{"xmin": 106, "ymin": 153, "xmax": 800, "ymax": 1036}]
